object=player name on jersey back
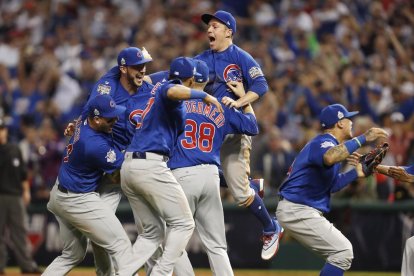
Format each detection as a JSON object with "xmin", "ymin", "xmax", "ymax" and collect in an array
[{"xmin": 184, "ymin": 100, "xmax": 224, "ymax": 128}]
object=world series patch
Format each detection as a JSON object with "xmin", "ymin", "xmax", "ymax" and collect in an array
[
  {"xmin": 97, "ymin": 83, "xmax": 111, "ymax": 95},
  {"xmin": 248, "ymin": 66, "xmax": 263, "ymax": 79}
]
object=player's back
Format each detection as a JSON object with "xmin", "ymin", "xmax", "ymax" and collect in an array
[{"xmin": 168, "ymin": 99, "xmax": 258, "ymax": 169}]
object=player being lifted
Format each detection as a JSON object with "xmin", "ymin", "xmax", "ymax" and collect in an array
[{"xmin": 194, "ymin": 10, "xmax": 283, "ymax": 260}]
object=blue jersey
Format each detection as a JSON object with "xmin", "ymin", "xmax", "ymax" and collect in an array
[
  {"xmin": 168, "ymin": 100, "xmax": 258, "ymax": 169},
  {"xmin": 195, "ymin": 44, "xmax": 268, "ymax": 99},
  {"xmin": 279, "ymin": 133, "xmax": 358, "ymax": 213},
  {"xmin": 86, "ymin": 66, "xmax": 155, "ymax": 151},
  {"xmin": 404, "ymin": 165, "xmax": 414, "ymax": 174},
  {"xmin": 124, "ymin": 83, "xmax": 157, "ymax": 145},
  {"xmin": 149, "ymin": 70, "xmax": 168, "ymax": 85},
  {"xmin": 58, "ymin": 117, "xmax": 124, "ymax": 193},
  {"xmin": 127, "ymin": 80, "xmax": 185, "ymax": 157}
]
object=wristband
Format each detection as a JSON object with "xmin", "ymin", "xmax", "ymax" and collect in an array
[
  {"xmin": 189, "ymin": 89, "xmax": 207, "ymax": 99},
  {"xmin": 344, "ymin": 135, "xmax": 366, "ymax": 154}
]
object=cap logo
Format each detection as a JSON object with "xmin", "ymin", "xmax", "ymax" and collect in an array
[
  {"xmin": 142, "ymin": 47, "xmax": 152, "ymax": 60},
  {"xmin": 94, "ymin": 108, "xmax": 100, "ymax": 116},
  {"xmin": 137, "ymin": 51, "xmax": 142, "ymax": 58},
  {"xmin": 337, "ymin": 111, "xmax": 344, "ymax": 119},
  {"xmin": 173, "ymin": 71, "xmax": 179, "ymax": 76},
  {"xmin": 120, "ymin": 58, "xmax": 126, "ymax": 65}
]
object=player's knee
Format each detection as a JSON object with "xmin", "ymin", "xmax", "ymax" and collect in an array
[
  {"xmin": 142, "ymin": 223, "xmax": 166, "ymax": 243},
  {"xmin": 66, "ymin": 248, "xmax": 87, "ymax": 265},
  {"xmin": 328, "ymin": 241, "xmax": 353, "ymax": 270}
]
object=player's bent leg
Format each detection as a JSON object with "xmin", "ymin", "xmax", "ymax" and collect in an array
[
  {"xmin": 93, "ymin": 179, "xmax": 124, "ymax": 276},
  {"xmin": 402, "ymin": 236, "xmax": 414, "ymax": 276},
  {"xmin": 42, "ymin": 216, "xmax": 88, "ymax": 276},
  {"xmin": 276, "ymin": 199, "xmax": 353, "ymax": 272},
  {"xmin": 220, "ymin": 134, "xmax": 253, "ymax": 206},
  {"xmin": 123, "ymin": 191, "xmax": 166, "ymax": 269}
]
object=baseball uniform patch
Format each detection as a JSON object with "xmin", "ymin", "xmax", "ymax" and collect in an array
[
  {"xmin": 97, "ymin": 82, "xmax": 111, "ymax": 95},
  {"xmin": 320, "ymin": 141, "xmax": 335, "ymax": 148},
  {"xmin": 248, "ymin": 66, "xmax": 263, "ymax": 79},
  {"xmin": 105, "ymin": 149, "xmax": 117, "ymax": 163}
]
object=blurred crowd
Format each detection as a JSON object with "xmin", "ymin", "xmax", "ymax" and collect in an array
[{"xmin": 0, "ymin": 0, "xmax": 413, "ymax": 204}]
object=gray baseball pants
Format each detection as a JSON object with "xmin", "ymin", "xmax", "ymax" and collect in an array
[
  {"xmin": 121, "ymin": 152, "xmax": 195, "ymax": 276},
  {"xmin": 402, "ymin": 236, "xmax": 414, "ymax": 276},
  {"xmin": 172, "ymin": 164, "xmax": 233, "ymax": 276},
  {"xmin": 276, "ymin": 199, "xmax": 353, "ymax": 270},
  {"xmin": 221, "ymin": 134, "xmax": 255, "ymax": 206},
  {"xmin": 43, "ymin": 184, "xmax": 140, "ymax": 276}
]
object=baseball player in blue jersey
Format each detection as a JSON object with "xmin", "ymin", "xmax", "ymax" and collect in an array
[
  {"xmin": 195, "ymin": 10, "xmax": 283, "ymax": 260},
  {"xmin": 121, "ymin": 57, "xmax": 223, "ymax": 276},
  {"xmin": 276, "ymin": 104, "xmax": 388, "ymax": 276},
  {"xmin": 64, "ymin": 46, "xmax": 155, "ymax": 275},
  {"xmin": 43, "ymin": 95, "xmax": 141, "ymax": 276},
  {"xmin": 168, "ymin": 59, "xmax": 258, "ymax": 275},
  {"xmin": 375, "ymin": 164, "xmax": 414, "ymax": 276}
]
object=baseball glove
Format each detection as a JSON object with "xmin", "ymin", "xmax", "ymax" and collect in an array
[{"xmin": 359, "ymin": 142, "xmax": 389, "ymax": 176}]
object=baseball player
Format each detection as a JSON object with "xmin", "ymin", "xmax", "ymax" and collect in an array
[
  {"xmin": 121, "ymin": 56, "xmax": 223, "ymax": 276},
  {"xmin": 43, "ymin": 95, "xmax": 141, "ymax": 276},
  {"xmin": 194, "ymin": 10, "xmax": 282, "ymax": 260},
  {"xmin": 375, "ymin": 164, "xmax": 414, "ymax": 276},
  {"xmin": 65, "ymin": 46, "xmax": 154, "ymax": 275},
  {"xmin": 276, "ymin": 104, "xmax": 389, "ymax": 276},
  {"xmin": 168, "ymin": 59, "xmax": 259, "ymax": 275},
  {"xmin": 147, "ymin": 61, "xmax": 264, "ymax": 198}
]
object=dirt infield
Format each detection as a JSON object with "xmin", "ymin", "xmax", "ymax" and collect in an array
[{"xmin": 1, "ymin": 268, "xmax": 400, "ymax": 276}]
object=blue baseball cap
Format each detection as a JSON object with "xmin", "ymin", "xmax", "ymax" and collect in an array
[
  {"xmin": 194, "ymin": 59, "xmax": 209, "ymax": 83},
  {"xmin": 169, "ymin": 57, "xmax": 202, "ymax": 79},
  {"xmin": 202, "ymin": 10, "xmax": 236, "ymax": 35},
  {"xmin": 117, "ymin": 47, "xmax": 152, "ymax": 66},
  {"xmin": 320, "ymin": 104, "xmax": 359, "ymax": 128},
  {"xmin": 88, "ymin": 95, "xmax": 126, "ymax": 118}
]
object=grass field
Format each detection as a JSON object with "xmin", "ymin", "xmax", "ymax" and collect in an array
[{"xmin": 2, "ymin": 268, "xmax": 400, "ymax": 275}]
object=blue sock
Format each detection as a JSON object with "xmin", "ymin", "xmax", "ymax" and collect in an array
[
  {"xmin": 248, "ymin": 193, "xmax": 275, "ymax": 233},
  {"xmin": 250, "ymin": 181, "xmax": 259, "ymax": 193},
  {"xmin": 320, "ymin": 263, "xmax": 344, "ymax": 276}
]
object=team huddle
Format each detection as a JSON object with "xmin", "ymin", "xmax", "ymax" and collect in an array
[{"xmin": 42, "ymin": 9, "xmax": 413, "ymax": 276}]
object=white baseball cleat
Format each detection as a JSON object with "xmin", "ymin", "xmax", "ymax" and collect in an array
[{"xmin": 261, "ymin": 220, "xmax": 284, "ymax": 260}]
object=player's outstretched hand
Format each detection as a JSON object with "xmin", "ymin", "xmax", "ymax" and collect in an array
[
  {"xmin": 363, "ymin": 127, "xmax": 389, "ymax": 143},
  {"xmin": 204, "ymin": 95, "xmax": 224, "ymax": 113},
  {"xmin": 347, "ymin": 152, "xmax": 362, "ymax": 167},
  {"xmin": 388, "ymin": 167, "xmax": 414, "ymax": 183},
  {"xmin": 226, "ymin": 81, "xmax": 246, "ymax": 98},
  {"xmin": 64, "ymin": 122, "xmax": 75, "ymax": 137}
]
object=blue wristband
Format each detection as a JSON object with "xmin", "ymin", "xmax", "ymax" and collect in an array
[
  {"xmin": 189, "ymin": 89, "xmax": 207, "ymax": 99},
  {"xmin": 344, "ymin": 135, "xmax": 366, "ymax": 153}
]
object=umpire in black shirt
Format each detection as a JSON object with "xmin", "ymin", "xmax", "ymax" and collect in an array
[{"xmin": 0, "ymin": 118, "xmax": 41, "ymax": 274}]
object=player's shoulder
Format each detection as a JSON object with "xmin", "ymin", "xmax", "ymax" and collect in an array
[
  {"xmin": 230, "ymin": 44, "xmax": 254, "ymax": 59},
  {"xmin": 312, "ymin": 133, "xmax": 338, "ymax": 149},
  {"xmin": 93, "ymin": 68, "xmax": 120, "ymax": 95},
  {"xmin": 194, "ymin": 50, "xmax": 213, "ymax": 60}
]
